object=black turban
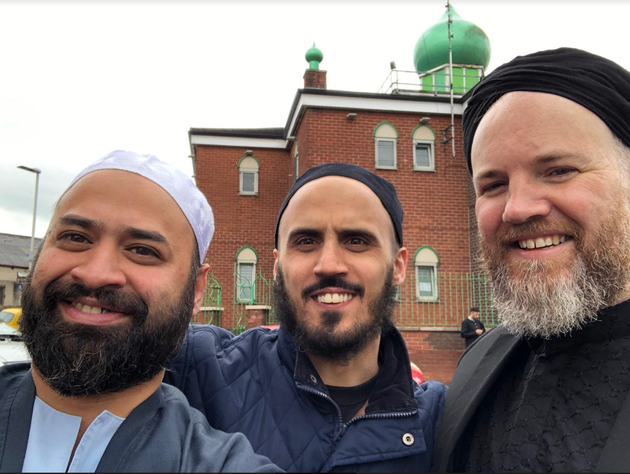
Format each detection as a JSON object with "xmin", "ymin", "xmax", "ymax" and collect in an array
[
  {"xmin": 275, "ymin": 163, "xmax": 403, "ymax": 248},
  {"xmin": 463, "ymin": 47, "xmax": 630, "ymax": 174}
]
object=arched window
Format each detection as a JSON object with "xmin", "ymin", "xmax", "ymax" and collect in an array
[
  {"xmin": 412, "ymin": 125, "xmax": 436, "ymax": 171},
  {"xmin": 414, "ymin": 246, "xmax": 439, "ymax": 301},
  {"xmin": 238, "ymin": 154, "xmax": 259, "ymax": 195},
  {"xmin": 235, "ymin": 246, "xmax": 257, "ymax": 303},
  {"xmin": 373, "ymin": 122, "xmax": 398, "ymax": 169}
]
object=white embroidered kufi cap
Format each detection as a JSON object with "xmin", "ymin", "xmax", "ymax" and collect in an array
[{"xmin": 68, "ymin": 150, "xmax": 214, "ymax": 263}]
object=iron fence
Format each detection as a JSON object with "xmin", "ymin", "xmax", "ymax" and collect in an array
[{"xmin": 204, "ymin": 270, "xmax": 498, "ymax": 332}]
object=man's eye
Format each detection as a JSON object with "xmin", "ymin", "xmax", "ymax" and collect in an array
[
  {"xmin": 129, "ymin": 246, "xmax": 159, "ymax": 258},
  {"xmin": 296, "ymin": 238, "xmax": 316, "ymax": 246},
  {"xmin": 347, "ymin": 237, "xmax": 367, "ymax": 246},
  {"xmin": 481, "ymin": 182, "xmax": 506, "ymax": 195},
  {"xmin": 60, "ymin": 233, "xmax": 90, "ymax": 244},
  {"xmin": 549, "ymin": 167, "xmax": 575, "ymax": 176}
]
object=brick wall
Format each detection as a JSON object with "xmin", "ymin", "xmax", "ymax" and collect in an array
[
  {"xmin": 401, "ymin": 329, "xmax": 463, "ymax": 385},
  {"xmin": 195, "ymin": 145, "xmax": 291, "ymax": 329}
]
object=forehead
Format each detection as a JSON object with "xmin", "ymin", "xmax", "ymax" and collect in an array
[
  {"xmin": 54, "ymin": 170, "xmax": 194, "ymax": 245},
  {"xmin": 279, "ymin": 176, "xmax": 393, "ymax": 236},
  {"xmin": 471, "ymin": 91, "xmax": 618, "ymax": 175}
]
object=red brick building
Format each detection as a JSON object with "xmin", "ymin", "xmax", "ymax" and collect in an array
[{"xmin": 189, "ymin": 6, "xmax": 492, "ymax": 384}]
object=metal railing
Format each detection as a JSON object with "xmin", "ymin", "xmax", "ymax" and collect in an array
[
  {"xmin": 377, "ymin": 67, "xmax": 482, "ymax": 96},
  {"xmin": 204, "ymin": 271, "xmax": 498, "ymax": 331},
  {"xmin": 394, "ymin": 271, "xmax": 497, "ymax": 328}
]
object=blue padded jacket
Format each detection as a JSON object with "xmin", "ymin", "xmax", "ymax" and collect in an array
[{"xmin": 164, "ymin": 324, "xmax": 446, "ymax": 472}]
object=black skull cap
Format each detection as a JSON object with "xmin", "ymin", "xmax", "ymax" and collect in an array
[
  {"xmin": 274, "ymin": 163, "xmax": 403, "ymax": 248},
  {"xmin": 463, "ymin": 47, "xmax": 630, "ymax": 174}
]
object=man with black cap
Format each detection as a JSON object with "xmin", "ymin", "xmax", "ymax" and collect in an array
[
  {"xmin": 433, "ymin": 48, "xmax": 630, "ymax": 472},
  {"xmin": 165, "ymin": 163, "xmax": 446, "ymax": 472},
  {"xmin": 460, "ymin": 307, "xmax": 485, "ymax": 348}
]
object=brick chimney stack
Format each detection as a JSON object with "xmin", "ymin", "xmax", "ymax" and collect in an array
[{"xmin": 304, "ymin": 42, "xmax": 326, "ymax": 89}]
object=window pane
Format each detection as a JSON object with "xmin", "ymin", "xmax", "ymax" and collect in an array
[
  {"xmin": 377, "ymin": 141, "xmax": 395, "ymax": 167},
  {"xmin": 238, "ymin": 263, "xmax": 255, "ymax": 301},
  {"xmin": 242, "ymin": 172, "xmax": 255, "ymax": 192},
  {"xmin": 416, "ymin": 266, "xmax": 434, "ymax": 297},
  {"xmin": 415, "ymin": 144, "xmax": 431, "ymax": 168},
  {"xmin": 0, "ymin": 311, "xmax": 13, "ymax": 323}
]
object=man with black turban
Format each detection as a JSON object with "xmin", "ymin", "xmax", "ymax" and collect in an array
[
  {"xmin": 165, "ymin": 163, "xmax": 447, "ymax": 472},
  {"xmin": 433, "ymin": 47, "xmax": 630, "ymax": 472}
]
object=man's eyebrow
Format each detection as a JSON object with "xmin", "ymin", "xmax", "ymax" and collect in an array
[
  {"xmin": 122, "ymin": 227, "xmax": 170, "ymax": 247},
  {"xmin": 57, "ymin": 214, "xmax": 101, "ymax": 230},
  {"xmin": 286, "ymin": 228, "xmax": 321, "ymax": 242}
]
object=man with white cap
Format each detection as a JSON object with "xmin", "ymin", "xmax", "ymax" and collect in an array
[{"xmin": 0, "ymin": 150, "xmax": 279, "ymax": 472}]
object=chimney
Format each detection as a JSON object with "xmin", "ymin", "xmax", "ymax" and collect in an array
[{"xmin": 304, "ymin": 42, "xmax": 326, "ymax": 89}]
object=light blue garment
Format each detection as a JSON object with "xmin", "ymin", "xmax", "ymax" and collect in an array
[{"xmin": 22, "ymin": 397, "xmax": 124, "ymax": 473}]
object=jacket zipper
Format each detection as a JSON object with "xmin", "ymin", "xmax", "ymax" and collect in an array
[{"xmin": 297, "ymin": 383, "xmax": 418, "ymax": 442}]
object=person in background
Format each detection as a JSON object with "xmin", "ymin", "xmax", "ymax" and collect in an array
[{"xmin": 460, "ymin": 307, "xmax": 485, "ymax": 348}]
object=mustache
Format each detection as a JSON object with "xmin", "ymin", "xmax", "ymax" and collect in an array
[
  {"xmin": 301, "ymin": 276, "xmax": 365, "ymax": 300},
  {"xmin": 497, "ymin": 218, "xmax": 580, "ymax": 246},
  {"xmin": 43, "ymin": 279, "xmax": 149, "ymax": 326}
]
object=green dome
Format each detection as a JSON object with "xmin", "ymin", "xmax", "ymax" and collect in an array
[
  {"xmin": 305, "ymin": 42, "xmax": 324, "ymax": 70},
  {"xmin": 413, "ymin": 5, "xmax": 491, "ymax": 72}
]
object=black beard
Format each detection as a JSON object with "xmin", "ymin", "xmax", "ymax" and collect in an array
[
  {"xmin": 273, "ymin": 268, "xmax": 397, "ymax": 364},
  {"xmin": 20, "ymin": 273, "xmax": 195, "ymax": 397}
]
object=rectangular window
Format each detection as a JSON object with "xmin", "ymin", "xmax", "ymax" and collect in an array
[
  {"xmin": 414, "ymin": 141, "xmax": 434, "ymax": 171},
  {"xmin": 375, "ymin": 139, "xmax": 396, "ymax": 169},
  {"xmin": 237, "ymin": 262, "xmax": 255, "ymax": 302},
  {"xmin": 416, "ymin": 265, "xmax": 438, "ymax": 301},
  {"xmin": 239, "ymin": 170, "xmax": 258, "ymax": 195}
]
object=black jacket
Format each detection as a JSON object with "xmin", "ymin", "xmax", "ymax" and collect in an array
[
  {"xmin": 433, "ymin": 325, "xmax": 630, "ymax": 472},
  {"xmin": 460, "ymin": 318, "xmax": 485, "ymax": 347}
]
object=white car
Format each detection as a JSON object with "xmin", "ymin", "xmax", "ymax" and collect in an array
[{"xmin": 0, "ymin": 323, "xmax": 30, "ymax": 366}]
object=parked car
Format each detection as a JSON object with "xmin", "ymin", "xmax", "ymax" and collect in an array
[
  {"xmin": 0, "ymin": 324, "xmax": 29, "ymax": 366},
  {"xmin": 0, "ymin": 307, "xmax": 21, "ymax": 331},
  {"xmin": 261, "ymin": 324, "xmax": 425, "ymax": 384}
]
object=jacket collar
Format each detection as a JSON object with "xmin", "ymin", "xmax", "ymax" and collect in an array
[{"xmin": 277, "ymin": 323, "xmax": 418, "ymax": 414}]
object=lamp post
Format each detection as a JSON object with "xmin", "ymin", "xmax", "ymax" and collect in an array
[{"xmin": 17, "ymin": 165, "xmax": 41, "ymax": 272}]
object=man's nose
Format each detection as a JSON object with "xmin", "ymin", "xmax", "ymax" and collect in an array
[
  {"xmin": 69, "ymin": 244, "xmax": 127, "ymax": 289},
  {"xmin": 313, "ymin": 241, "xmax": 349, "ymax": 276},
  {"xmin": 502, "ymin": 183, "xmax": 552, "ymax": 224}
]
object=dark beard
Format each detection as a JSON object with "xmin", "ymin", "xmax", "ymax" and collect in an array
[
  {"xmin": 273, "ymin": 268, "xmax": 397, "ymax": 364},
  {"xmin": 20, "ymin": 273, "xmax": 195, "ymax": 397}
]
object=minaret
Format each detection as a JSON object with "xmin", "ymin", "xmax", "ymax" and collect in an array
[{"xmin": 303, "ymin": 42, "xmax": 326, "ymax": 89}]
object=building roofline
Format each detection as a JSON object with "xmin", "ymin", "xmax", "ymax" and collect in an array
[{"xmin": 189, "ymin": 88, "xmax": 465, "ymax": 149}]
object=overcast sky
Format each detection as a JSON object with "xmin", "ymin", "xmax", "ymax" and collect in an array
[{"xmin": 1, "ymin": 0, "xmax": 629, "ymax": 240}]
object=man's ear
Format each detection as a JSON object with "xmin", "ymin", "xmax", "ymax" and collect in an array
[
  {"xmin": 392, "ymin": 247, "xmax": 408, "ymax": 287},
  {"xmin": 273, "ymin": 249, "xmax": 279, "ymax": 282},
  {"xmin": 192, "ymin": 263, "xmax": 210, "ymax": 317}
]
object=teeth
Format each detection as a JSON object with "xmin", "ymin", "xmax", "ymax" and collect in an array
[
  {"xmin": 518, "ymin": 234, "xmax": 568, "ymax": 250},
  {"xmin": 316, "ymin": 293, "xmax": 354, "ymax": 304},
  {"xmin": 71, "ymin": 302, "xmax": 108, "ymax": 314}
]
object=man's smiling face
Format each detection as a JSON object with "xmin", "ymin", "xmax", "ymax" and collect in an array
[
  {"xmin": 273, "ymin": 176, "xmax": 406, "ymax": 361},
  {"xmin": 472, "ymin": 92, "xmax": 630, "ymax": 337},
  {"xmin": 21, "ymin": 169, "xmax": 207, "ymax": 395}
]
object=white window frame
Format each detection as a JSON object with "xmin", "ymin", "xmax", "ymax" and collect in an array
[
  {"xmin": 375, "ymin": 138, "xmax": 397, "ymax": 169},
  {"xmin": 413, "ymin": 140, "xmax": 435, "ymax": 171},
  {"xmin": 239, "ymin": 168, "xmax": 258, "ymax": 195},
  {"xmin": 415, "ymin": 264, "xmax": 438, "ymax": 302}
]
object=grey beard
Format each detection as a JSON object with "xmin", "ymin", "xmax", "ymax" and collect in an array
[{"xmin": 480, "ymin": 199, "xmax": 630, "ymax": 339}]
